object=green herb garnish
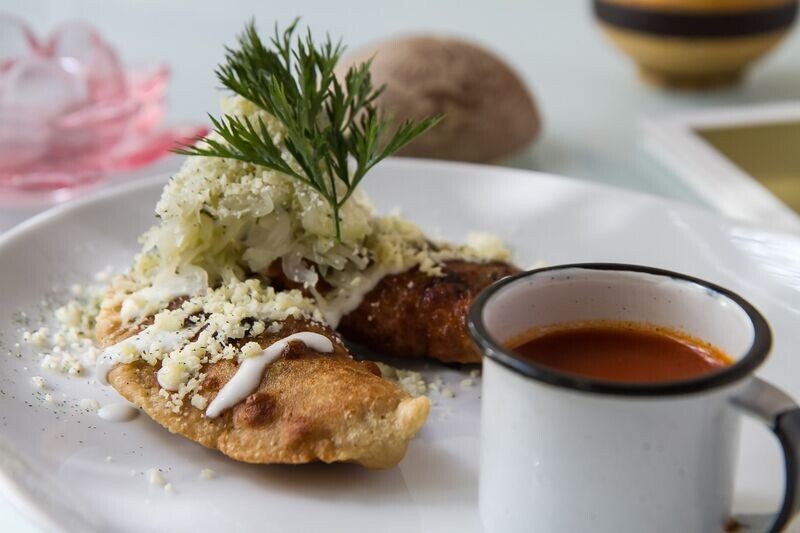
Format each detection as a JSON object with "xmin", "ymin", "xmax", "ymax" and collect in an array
[{"xmin": 176, "ymin": 19, "xmax": 441, "ymax": 240}]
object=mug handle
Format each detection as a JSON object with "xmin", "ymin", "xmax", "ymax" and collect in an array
[{"xmin": 732, "ymin": 377, "xmax": 800, "ymax": 532}]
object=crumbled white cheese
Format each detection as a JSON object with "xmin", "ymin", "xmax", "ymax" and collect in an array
[
  {"xmin": 199, "ymin": 468, "xmax": 216, "ymax": 480},
  {"xmin": 24, "ymin": 282, "xmax": 106, "ymax": 383},
  {"xmin": 164, "ymin": 483, "xmax": 175, "ymax": 495},
  {"xmin": 460, "ymin": 378, "xmax": 474, "ymax": 390},
  {"xmin": 153, "ymin": 312, "xmax": 183, "ymax": 332},
  {"xmin": 375, "ymin": 362, "xmax": 427, "ymax": 397},
  {"xmin": 190, "ymin": 394, "xmax": 208, "ymax": 410},
  {"xmin": 426, "ymin": 375, "xmax": 448, "ymax": 397},
  {"xmin": 469, "ymin": 369, "xmax": 481, "ymax": 379},
  {"xmin": 240, "ymin": 341, "xmax": 262, "ymax": 359},
  {"xmin": 30, "ymin": 376, "xmax": 45, "ymax": 389},
  {"xmin": 40, "ymin": 354, "xmax": 59, "ymax": 371},
  {"xmin": 249, "ymin": 320, "xmax": 265, "ymax": 336},
  {"xmin": 40, "ymin": 352, "xmax": 83, "ymax": 375},
  {"xmin": 157, "ymin": 342, "xmax": 204, "ymax": 392},
  {"xmin": 427, "ymin": 378, "xmax": 441, "ymax": 395},
  {"xmin": 441, "ymin": 387, "xmax": 455, "ymax": 399},
  {"xmin": 466, "ymin": 232, "xmax": 511, "ymax": 262},
  {"xmin": 24, "ymin": 327, "xmax": 49, "ymax": 347},
  {"xmin": 147, "ymin": 469, "xmax": 165, "ymax": 486},
  {"xmin": 43, "ymin": 393, "xmax": 54, "ymax": 405},
  {"xmin": 55, "ymin": 304, "xmax": 82, "ymax": 329}
]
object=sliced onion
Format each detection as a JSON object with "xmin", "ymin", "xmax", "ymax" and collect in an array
[{"xmin": 282, "ymin": 248, "xmax": 319, "ymax": 287}]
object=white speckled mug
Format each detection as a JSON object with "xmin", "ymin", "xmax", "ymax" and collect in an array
[{"xmin": 468, "ymin": 264, "xmax": 800, "ymax": 533}]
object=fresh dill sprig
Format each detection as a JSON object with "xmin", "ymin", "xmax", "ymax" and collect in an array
[{"xmin": 175, "ymin": 19, "xmax": 441, "ymax": 241}]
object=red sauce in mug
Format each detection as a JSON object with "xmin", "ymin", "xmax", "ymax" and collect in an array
[{"xmin": 510, "ymin": 322, "xmax": 732, "ymax": 383}]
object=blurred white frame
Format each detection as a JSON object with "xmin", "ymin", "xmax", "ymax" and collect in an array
[{"xmin": 642, "ymin": 101, "xmax": 800, "ymax": 231}]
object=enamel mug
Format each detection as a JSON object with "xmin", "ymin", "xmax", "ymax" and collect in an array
[{"xmin": 468, "ymin": 264, "xmax": 800, "ymax": 533}]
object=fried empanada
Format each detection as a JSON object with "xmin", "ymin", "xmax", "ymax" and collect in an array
[
  {"xmin": 269, "ymin": 259, "xmax": 519, "ymax": 364},
  {"xmin": 96, "ymin": 307, "xmax": 429, "ymax": 469},
  {"xmin": 338, "ymin": 260, "xmax": 519, "ymax": 364}
]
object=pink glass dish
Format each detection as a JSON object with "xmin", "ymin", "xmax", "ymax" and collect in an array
[{"xmin": 0, "ymin": 16, "xmax": 206, "ymax": 196}]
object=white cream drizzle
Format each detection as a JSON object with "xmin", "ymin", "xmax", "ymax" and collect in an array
[
  {"xmin": 312, "ymin": 265, "xmax": 404, "ymax": 328},
  {"xmin": 204, "ymin": 332, "xmax": 334, "ymax": 418},
  {"xmin": 96, "ymin": 325, "xmax": 199, "ymax": 385},
  {"xmin": 97, "ymin": 403, "xmax": 139, "ymax": 422}
]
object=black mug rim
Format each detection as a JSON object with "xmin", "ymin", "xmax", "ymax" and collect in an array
[{"xmin": 467, "ymin": 263, "xmax": 772, "ymax": 397}]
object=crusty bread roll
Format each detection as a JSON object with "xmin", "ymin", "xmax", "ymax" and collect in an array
[{"xmin": 336, "ymin": 35, "xmax": 540, "ymax": 163}]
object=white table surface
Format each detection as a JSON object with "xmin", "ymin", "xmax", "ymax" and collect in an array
[{"xmin": 2, "ymin": 0, "xmax": 800, "ymax": 530}]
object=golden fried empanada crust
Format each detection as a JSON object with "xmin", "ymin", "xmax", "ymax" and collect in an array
[
  {"xmin": 97, "ymin": 306, "xmax": 429, "ymax": 469},
  {"xmin": 338, "ymin": 260, "xmax": 519, "ymax": 363}
]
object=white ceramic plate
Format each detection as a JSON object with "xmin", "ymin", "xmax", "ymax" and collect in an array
[{"xmin": 2, "ymin": 158, "xmax": 800, "ymax": 532}]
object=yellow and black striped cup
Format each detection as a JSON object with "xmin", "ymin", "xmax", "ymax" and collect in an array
[{"xmin": 594, "ymin": 0, "xmax": 798, "ymax": 89}]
